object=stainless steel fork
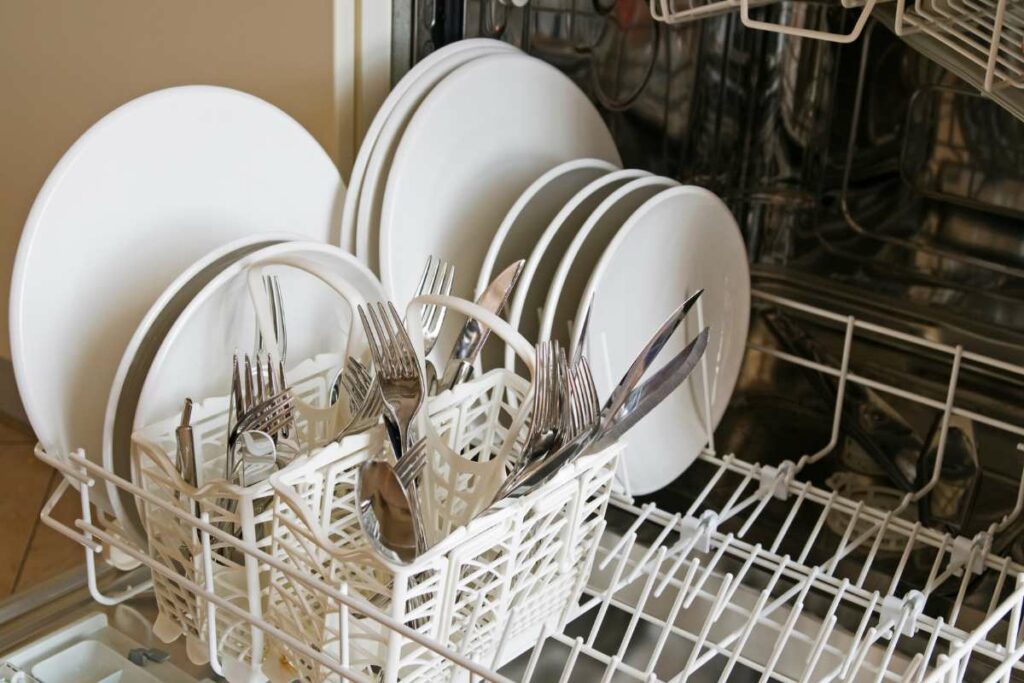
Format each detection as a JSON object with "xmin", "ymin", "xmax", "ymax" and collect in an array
[
  {"xmin": 255, "ymin": 275, "xmax": 287, "ymax": 362},
  {"xmin": 329, "ymin": 256, "xmax": 453, "ymax": 406},
  {"xmin": 515, "ymin": 340, "xmax": 563, "ymax": 469},
  {"xmin": 358, "ymin": 301, "xmax": 426, "ymax": 459},
  {"xmin": 335, "ymin": 357, "xmax": 383, "ymax": 438}
]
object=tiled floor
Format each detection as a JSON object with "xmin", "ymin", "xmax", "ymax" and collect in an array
[{"xmin": 0, "ymin": 416, "xmax": 83, "ymax": 600}]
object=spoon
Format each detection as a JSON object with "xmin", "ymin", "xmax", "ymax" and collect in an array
[{"xmin": 355, "ymin": 438, "xmax": 429, "ymax": 564}]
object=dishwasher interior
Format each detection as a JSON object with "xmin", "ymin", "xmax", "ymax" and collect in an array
[{"xmin": 5, "ymin": 1, "xmax": 1024, "ymax": 681}]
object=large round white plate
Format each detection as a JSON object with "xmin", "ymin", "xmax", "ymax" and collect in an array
[
  {"xmin": 540, "ymin": 175, "xmax": 677, "ymax": 349},
  {"xmin": 340, "ymin": 38, "xmax": 517, "ymax": 256},
  {"xmin": 10, "ymin": 86, "xmax": 342, "ymax": 518},
  {"xmin": 104, "ymin": 235, "xmax": 295, "ymax": 542},
  {"xmin": 474, "ymin": 158, "xmax": 618, "ymax": 370},
  {"xmin": 573, "ymin": 186, "xmax": 750, "ymax": 495},
  {"xmin": 379, "ymin": 52, "xmax": 620, "ymax": 355},
  {"xmin": 135, "ymin": 242, "xmax": 385, "ymax": 448},
  {"xmin": 353, "ymin": 41, "xmax": 517, "ymax": 272}
]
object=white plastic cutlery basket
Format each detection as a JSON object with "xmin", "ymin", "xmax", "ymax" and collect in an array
[
  {"xmin": 264, "ymin": 368, "xmax": 620, "ymax": 683},
  {"xmin": 263, "ymin": 293, "xmax": 621, "ymax": 683},
  {"xmin": 132, "ymin": 353, "xmax": 349, "ymax": 681}
]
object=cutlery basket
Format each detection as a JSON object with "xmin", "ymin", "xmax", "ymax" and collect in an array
[
  {"xmin": 131, "ymin": 353, "xmax": 350, "ymax": 681},
  {"xmin": 265, "ymin": 368, "xmax": 621, "ymax": 683}
]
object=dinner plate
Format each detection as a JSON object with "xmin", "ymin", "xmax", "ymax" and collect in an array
[
  {"xmin": 134, "ymin": 242, "xmax": 385, "ymax": 457},
  {"xmin": 353, "ymin": 41, "xmax": 517, "ymax": 271},
  {"xmin": 10, "ymin": 86, "xmax": 342, "ymax": 519},
  {"xmin": 378, "ymin": 52, "xmax": 620, "ymax": 358},
  {"xmin": 105, "ymin": 235, "xmax": 294, "ymax": 542},
  {"xmin": 540, "ymin": 175, "xmax": 677, "ymax": 349},
  {"xmin": 475, "ymin": 158, "xmax": 618, "ymax": 370},
  {"xmin": 573, "ymin": 186, "xmax": 750, "ymax": 495},
  {"xmin": 500, "ymin": 167, "xmax": 643, "ymax": 370}
]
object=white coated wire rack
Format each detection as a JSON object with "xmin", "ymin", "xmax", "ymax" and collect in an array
[
  {"xmin": 30, "ymin": 287, "xmax": 1024, "ymax": 682},
  {"xmin": 649, "ymin": 0, "xmax": 882, "ymax": 43},
  {"xmin": 893, "ymin": 0, "xmax": 1024, "ymax": 92}
]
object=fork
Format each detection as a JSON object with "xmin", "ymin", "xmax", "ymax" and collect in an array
[
  {"xmin": 329, "ymin": 256, "xmax": 453, "ymax": 405},
  {"xmin": 494, "ymin": 356, "xmax": 600, "ymax": 500},
  {"xmin": 227, "ymin": 352, "xmax": 292, "ymax": 473},
  {"xmin": 358, "ymin": 301, "xmax": 426, "ymax": 459},
  {"xmin": 254, "ymin": 275, "xmax": 287, "ymax": 362},
  {"xmin": 515, "ymin": 341, "xmax": 563, "ymax": 469},
  {"xmin": 417, "ymin": 256, "xmax": 455, "ymax": 359},
  {"xmin": 565, "ymin": 355, "xmax": 601, "ymax": 441},
  {"xmin": 335, "ymin": 357, "xmax": 383, "ymax": 438}
]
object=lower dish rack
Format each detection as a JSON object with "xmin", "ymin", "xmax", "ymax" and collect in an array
[{"xmin": 31, "ymin": 286, "xmax": 1024, "ymax": 683}]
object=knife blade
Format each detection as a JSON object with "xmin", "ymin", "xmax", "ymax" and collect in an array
[
  {"xmin": 588, "ymin": 326, "xmax": 709, "ymax": 451},
  {"xmin": 440, "ymin": 260, "xmax": 525, "ymax": 389}
]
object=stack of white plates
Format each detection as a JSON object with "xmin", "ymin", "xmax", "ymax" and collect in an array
[
  {"xmin": 353, "ymin": 40, "xmax": 750, "ymax": 495},
  {"xmin": 472, "ymin": 158, "xmax": 749, "ymax": 496},
  {"xmin": 476, "ymin": 163, "xmax": 752, "ymax": 495},
  {"xmin": 341, "ymin": 40, "xmax": 623, "ymax": 362}
]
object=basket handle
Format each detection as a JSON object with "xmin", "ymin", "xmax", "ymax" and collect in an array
[
  {"xmin": 406, "ymin": 293, "xmax": 536, "ymax": 472},
  {"xmin": 244, "ymin": 251, "xmax": 374, "ymax": 423},
  {"xmin": 245, "ymin": 253, "xmax": 371, "ymax": 368},
  {"xmin": 738, "ymin": 0, "xmax": 877, "ymax": 43}
]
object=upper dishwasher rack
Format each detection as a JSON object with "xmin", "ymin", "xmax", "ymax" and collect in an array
[{"xmin": 31, "ymin": 285, "xmax": 1024, "ymax": 682}]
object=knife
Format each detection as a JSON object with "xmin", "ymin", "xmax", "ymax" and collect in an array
[
  {"xmin": 588, "ymin": 326, "xmax": 709, "ymax": 451},
  {"xmin": 439, "ymin": 260, "xmax": 525, "ymax": 390}
]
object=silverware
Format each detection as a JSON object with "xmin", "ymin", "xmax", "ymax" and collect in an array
[
  {"xmin": 226, "ymin": 351, "xmax": 294, "ymax": 479},
  {"xmin": 330, "ymin": 257, "xmax": 453, "ymax": 405},
  {"xmin": 564, "ymin": 355, "xmax": 601, "ymax": 443},
  {"xmin": 255, "ymin": 275, "xmax": 287, "ymax": 362},
  {"xmin": 174, "ymin": 398, "xmax": 197, "ymax": 487},
  {"xmin": 439, "ymin": 260, "xmax": 525, "ymax": 390},
  {"xmin": 495, "ymin": 291, "xmax": 710, "ymax": 500},
  {"xmin": 586, "ymin": 327, "xmax": 709, "ymax": 452},
  {"xmin": 333, "ymin": 357, "xmax": 384, "ymax": 439},
  {"xmin": 495, "ymin": 354, "xmax": 601, "ymax": 500},
  {"xmin": 590, "ymin": 290, "xmax": 705, "ymax": 441},
  {"xmin": 417, "ymin": 255, "xmax": 455, "ymax": 358},
  {"xmin": 355, "ymin": 437, "xmax": 430, "ymax": 563},
  {"xmin": 515, "ymin": 341, "xmax": 564, "ymax": 469},
  {"xmin": 358, "ymin": 301, "xmax": 426, "ymax": 458}
]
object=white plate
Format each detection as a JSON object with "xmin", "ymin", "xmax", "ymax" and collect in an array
[
  {"xmin": 353, "ymin": 41, "xmax": 517, "ymax": 271},
  {"xmin": 540, "ymin": 174, "xmax": 677, "ymax": 348},
  {"xmin": 135, "ymin": 242, "xmax": 385, "ymax": 451},
  {"xmin": 10, "ymin": 86, "xmax": 342, "ymax": 518},
  {"xmin": 379, "ymin": 52, "xmax": 620, "ymax": 356},
  {"xmin": 573, "ymin": 186, "xmax": 750, "ymax": 495},
  {"xmin": 501, "ymin": 167, "xmax": 644, "ymax": 370},
  {"xmin": 474, "ymin": 158, "xmax": 618, "ymax": 369},
  {"xmin": 104, "ymin": 235, "xmax": 294, "ymax": 542}
]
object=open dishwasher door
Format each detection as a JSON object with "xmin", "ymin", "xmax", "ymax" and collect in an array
[{"xmin": 0, "ymin": 568, "xmax": 215, "ymax": 683}]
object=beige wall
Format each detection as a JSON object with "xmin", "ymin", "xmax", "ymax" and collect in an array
[{"xmin": 0, "ymin": 0, "xmax": 347, "ymax": 360}]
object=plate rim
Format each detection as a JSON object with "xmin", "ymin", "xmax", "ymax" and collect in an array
[{"xmin": 340, "ymin": 38, "xmax": 517, "ymax": 257}]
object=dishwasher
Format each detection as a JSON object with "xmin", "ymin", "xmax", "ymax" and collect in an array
[{"xmin": 3, "ymin": 0, "xmax": 1024, "ymax": 681}]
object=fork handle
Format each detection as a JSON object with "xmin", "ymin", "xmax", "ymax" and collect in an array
[{"xmin": 383, "ymin": 415, "xmax": 405, "ymax": 461}]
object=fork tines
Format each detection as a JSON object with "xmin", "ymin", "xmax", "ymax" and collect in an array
[
  {"xmin": 416, "ymin": 256, "xmax": 455, "ymax": 337},
  {"xmin": 566, "ymin": 355, "xmax": 600, "ymax": 440},
  {"xmin": 359, "ymin": 302, "xmax": 420, "ymax": 379}
]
